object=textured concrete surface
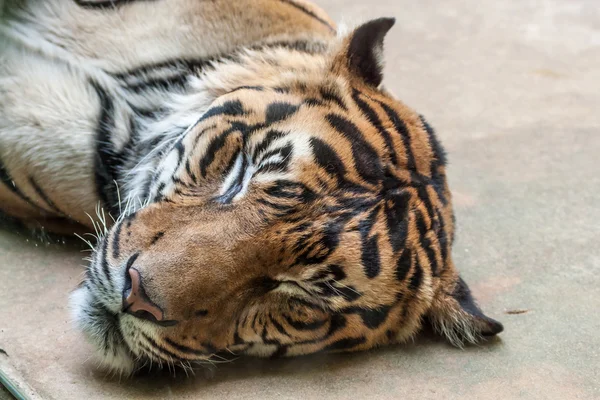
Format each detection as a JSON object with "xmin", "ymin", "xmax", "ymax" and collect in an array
[{"xmin": 1, "ymin": 0, "xmax": 599, "ymax": 399}]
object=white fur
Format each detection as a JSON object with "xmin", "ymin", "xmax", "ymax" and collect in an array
[{"xmin": 219, "ymin": 153, "xmax": 244, "ymax": 196}]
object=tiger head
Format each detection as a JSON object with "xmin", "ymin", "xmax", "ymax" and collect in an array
[{"xmin": 71, "ymin": 18, "xmax": 502, "ymax": 375}]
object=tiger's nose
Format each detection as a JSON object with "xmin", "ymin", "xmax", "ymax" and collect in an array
[{"xmin": 122, "ymin": 266, "xmax": 174, "ymax": 325}]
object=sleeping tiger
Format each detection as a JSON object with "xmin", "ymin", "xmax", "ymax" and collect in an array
[{"xmin": 0, "ymin": 0, "xmax": 503, "ymax": 375}]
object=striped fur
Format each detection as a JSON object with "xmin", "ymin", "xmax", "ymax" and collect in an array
[{"xmin": 0, "ymin": 0, "xmax": 502, "ymax": 375}]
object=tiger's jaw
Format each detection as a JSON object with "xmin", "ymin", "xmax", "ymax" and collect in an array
[
  {"xmin": 70, "ymin": 285, "xmax": 138, "ymax": 375},
  {"xmin": 70, "ymin": 280, "xmax": 218, "ymax": 376},
  {"xmin": 68, "ymin": 240, "xmax": 175, "ymax": 376}
]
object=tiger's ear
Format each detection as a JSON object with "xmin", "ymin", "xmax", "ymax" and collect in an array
[
  {"xmin": 337, "ymin": 17, "xmax": 395, "ymax": 87},
  {"xmin": 428, "ymin": 277, "xmax": 504, "ymax": 345}
]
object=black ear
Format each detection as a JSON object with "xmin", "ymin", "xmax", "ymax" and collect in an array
[
  {"xmin": 452, "ymin": 277, "xmax": 504, "ymax": 336},
  {"xmin": 428, "ymin": 276, "xmax": 503, "ymax": 345},
  {"xmin": 347, "ymin": 17, "xmax": 395, "ymax": 87}
]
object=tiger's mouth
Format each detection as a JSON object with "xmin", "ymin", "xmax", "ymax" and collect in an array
[
  {"xmin": 70, "ymin": 285, "xmax": 140, "ymax": 375},
  {"xmin": 70, "ymin": 277, "xmax": 220, "ymax": 375}
]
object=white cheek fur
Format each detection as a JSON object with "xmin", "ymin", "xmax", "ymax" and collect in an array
[{"xmin": 69, "ymin": 286, "xmax": 136, "ymax": 375}]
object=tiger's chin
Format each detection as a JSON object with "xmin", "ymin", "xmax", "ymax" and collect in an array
[{"xmin": 69, "ymin": 286, "xmax": 137, "ymax": 376}]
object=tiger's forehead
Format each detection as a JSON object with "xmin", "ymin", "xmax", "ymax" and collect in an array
[
  {"xmin": 148, "ymin": 82, "xmax": 439, "ymax": 206},
  {"xmin": 185, "ymin": 87, "xmax": 327, "ymax": 178},
  {"xmin": 149, "ymin": 85, "xmax": 354, "ymax": 200}
]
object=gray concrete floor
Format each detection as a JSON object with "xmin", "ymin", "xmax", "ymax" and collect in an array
[{"xmin": 1, "ymin": 0, "xmax": 599, "ymax": 399}]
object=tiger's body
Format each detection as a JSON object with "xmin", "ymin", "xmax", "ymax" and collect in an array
[
  {"xmin": 0, "ymin": 0, "xmax": 502, "ymax": 375},
  {"xmin": 0, "ymin": 0, "xmax": 335, "ymax": 225}
]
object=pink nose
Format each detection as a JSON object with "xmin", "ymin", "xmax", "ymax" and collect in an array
[{"xmin": 122, "ymin": 267, "xmax": 164, "ymax": 323}]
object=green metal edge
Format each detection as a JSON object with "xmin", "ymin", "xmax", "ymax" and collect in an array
[{"xmin": 0, "ymin": 367, "xmax": 28, "ymax": 400}]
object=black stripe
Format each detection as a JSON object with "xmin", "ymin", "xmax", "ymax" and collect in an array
[
  {"xmin": 141, "ymin": 332, "xmax": 189, "ymax": 361},
  {"xmin": 384, "ymin": 189, "xmax": 411, "ymax": 253},
  {"xmin": 437, "ymin": 212, "xmax": 449, "ymax": 266},
  {"xmin": 185, "ymin": 159, "xmax": 197, "ymax": 184},
  {"xmin": 200, "ymin": 131, "xmax": 240, "ymax": 179},
  {"xmin": 278, "ymin": 0, "xmax": 336, "ymax": 33},
  {"xmin": 260, "ymin": 325, "xmax": 283, "ymax": 346},
  {"xmin": 352, "ymin": 89, "xmax": 398, "ymax": 165},
  {"xmin": 111, "ymin": 222, "xmax": 123, "ymax": 259},
  {"xmin": 257, "ymin": 197, "xmax": 295, "ymax": 212},
  {"xmin": 358, "ymin": 205, "xmax": 382, "ymax": 279},
  {"xmin": 419, "ymin": 115, "xmax": 446, "ymax": 166},
  {"xmin": 414, "ymin": 195, "xmax": 440, "ymax": 276},
  {"xmin": 320, "ymin": 87, "xmax": 347, "ymax": 110},
  {"xmin": 409, "ymin": 252, "xmax": 423, "ymax": 291},
  {"xmin": 421, "ymin": 116, "xmax": 450, "ymax": 206},
  {"xmin": 326, "ymin": 113, "xmax": 384, "ymax": 183},
  {"xmin": 256, "ymin": 143, "xmax": 293, "ymax": 174},
  {"xmin": 121, "ymin": 73, "xmax": 192, "ymax": 93},
  {"xmin": 0, "ymin": 157, "xmax": 45, "ymax": 212},
  {"xmin": 191, "ymin": 123, "xmax": 218, "ymax": 152},
  {"xmin": 322, "ymin": 336, "xmax": 366, "ymax": 351},
  {"xmin": 113, "ymin": 59, "xmax": 203, "ymax": 81},
  {"xmin": 150, "ymin": 231, "xmax": 165, "ymax": 245},
  {"xmin": 416, "ymin": 186, "xmax": 437, "ymax": 229},
  {"xmin": 310, "ymin": 137, "xmax": 348, "ymax": 185},
  {"xmin": 304, "ymin": 98, "xmax": 325, "ymax": 107},
  {"xmin": 269, "ymin": 314, "xmax": 290, "ymax": 337},
  {"xmin": 343, "ymin": 305, "xmax": 392, "ymax": 329},
  {"xmin": 74, "ymin": 0, "xmax": 158, "ymax": 10},
  {"xmin": 361, "ymin": 234, "xmax": 381, "ymax": 279},
  {"xmin": 430, "ymin": 165, "xmax": 448, "ymax": 205},
  {"xmin": 315, "ymin": 281, "xmax": 361, "ymax": 302},
  {"xmin": 91, "ymin": 80, "xmax": 122, "ymax": 217},
  {"xmin": 260, "ymin": 313, "xmax": 348, "ymax": 349},
  {"xmin": 251, "ymin": 312, "xmax": 261, "ymax": 334},
  {"xmin": 28, "ymin": 177, "xmax": 65, "ymax": 215},
  {"xmin": 287, "ymin": 297, "xmax": 328, "ymax": 312},
  {"xmin": 215, "ymin": 154, "xmax": 247, "ymax": 204},
  {"xmin": 270, "ymin": 345, "xmax": 289, "ymax": 358},
  {"xmin": 112, "ymin": 37, "xmax": 328, "ymax": 101},
  {"xmin": 90, "ymin": 238, "xmax": 110, "ymax": 291},
  {"xmin": 233, "ymin": 323, "xmax": 244, "ymax": 346},
  {"xmin": 100, "ymin": 236, "xmax": 112, "ymax": 285},
  {"xmin": 265, "ymin": 102, "xmax": 299, "ymax": 125},
  {"xmin": 264, "ymin": 180, "xmax": 315, "ymax": 202},
  {"xmin": 274, "ymin": 313, "xmax": 349, "ymax": 348},
  {"xmin": 164, "ymin": 338, "xmax": 208, "ymax": 356},
  {"xmin": 335, "ymin": 284, "xmax": 362, "ymax": 302},
  {"xmin": 377, "ymin": 101, "xmax": 417, "ymax": 172},
  {"xmin": 284, "ymin": 314, "xmax": 328, "ymax": 331},
  {"xmin": 228, "ymin": 86, "xmax": 265, "ymax": 94},
  {"xmin": 138, "ymin": 342, "xmax": 164, "ymax": 363},
  {"xmin": 197, "ymin": 100, "xmax": 246, "ymax": 125},
  {"xmin": 172, "ymin": 138, "xmax": 186, "ymax": 175},
  {"xmin": 395, "ymin": 249, "xmax": 412, "ymax": 282},
  {"xmin": 423, "ymin": 236, "xmax": 439, "ymax": 276},
  {"xmin": 326, "ymin": 313, "xmax": 347, "ymax": 337},
  {"xmin": 253, "ymin": 130, "xmax": 288, "ymax": 164},
  {"xmin": 111, "ymin": 40, "xmax": 326, "ymax": 86},
  {"xmin": 292, "ymin": 220, "xmax": 342, "ymax": 266},
  {"xmin": 151, "ymin": 181, "xmax": 166, "ymax": 203}
]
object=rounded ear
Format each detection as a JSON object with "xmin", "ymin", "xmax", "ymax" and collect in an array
[
  {"xmin": 337, "ymin": 17, "xmax": 396, "ymax": 87},
  {"xmin": 428, "ymin": 277, "xmax": 504, "ymax": 346}
]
